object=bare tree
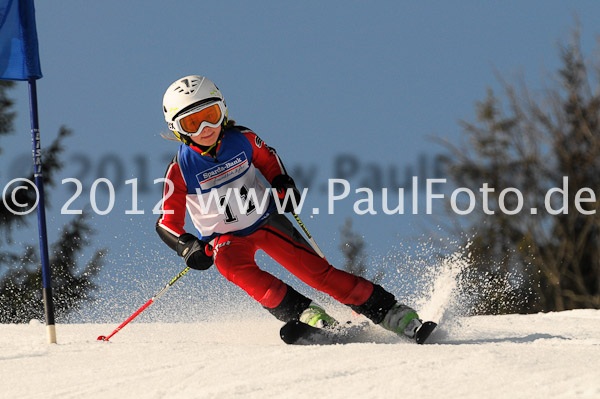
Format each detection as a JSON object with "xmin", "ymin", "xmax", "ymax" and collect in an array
[{"xmin": 441, "ymin": 28, "xmax": 600, "ymax": 313}]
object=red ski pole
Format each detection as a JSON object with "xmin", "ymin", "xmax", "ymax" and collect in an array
[{"xmin": 97, "ymin": 266, "xmax": 191, "ymax": 342}]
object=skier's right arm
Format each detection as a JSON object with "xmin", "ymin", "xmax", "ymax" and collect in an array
[{"xmin": 156, "ymin": 157, "xmax": 213, "ymax": 270}]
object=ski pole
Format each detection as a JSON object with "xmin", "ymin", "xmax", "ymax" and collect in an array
[
  {"xmin": 97, "ymin": 266, "xmax": 191, "ymax": 342},
  {"xmin": 292, "ymin": 212, "xmax": 326, "ymax": 260}
]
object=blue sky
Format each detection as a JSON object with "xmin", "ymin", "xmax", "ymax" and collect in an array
[{"xmin": 2, "ymin": 1, "xmax": 600, "ymax": 316}]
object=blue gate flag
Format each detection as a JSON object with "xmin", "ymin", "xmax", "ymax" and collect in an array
[{"xmin": 0, "ymin": 0, "xmax": 42, "ymax": 80}]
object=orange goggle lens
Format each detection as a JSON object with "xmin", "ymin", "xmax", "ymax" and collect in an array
[{"xmin": 179, "ymin": 103, "xmax": 223, "ymax": 133}]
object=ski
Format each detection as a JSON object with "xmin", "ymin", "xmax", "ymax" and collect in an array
[
  {"xmin": 414, "ymin": 321, "xmax": 437, "ymax": 344},
  {"xmin": 280, "ymin": 320, "xmax": 438, "ymax": 345},
  {"xmin": 280, "ymin": 320, "xmax": 368, "ymax": 345}
]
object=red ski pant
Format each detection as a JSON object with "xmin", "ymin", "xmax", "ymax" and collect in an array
[{"xmin": 212, "ymin": 214, "xmax": 373, "ymax": 309}]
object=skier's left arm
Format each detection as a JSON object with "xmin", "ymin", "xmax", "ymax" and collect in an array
[
  {"xmin": 241, "ymin": 129, "xmax": 287, "ymax": 182},
  {"xmin": 241, "ymin": 129, "xmax": 301, "ymax": 212}
]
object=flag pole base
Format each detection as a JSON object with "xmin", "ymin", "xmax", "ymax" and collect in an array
[{"xmin": 47, "ymin": 325, "xmax": 57, "ymax": 344}]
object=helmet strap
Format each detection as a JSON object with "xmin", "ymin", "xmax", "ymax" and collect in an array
[
  {"xmin": 183, "ymin": 128, "xmax": 225, "ymax": 157},
  {"xmin": 173, "ymin": 131, "xmax": 192, "ymax": 146}
]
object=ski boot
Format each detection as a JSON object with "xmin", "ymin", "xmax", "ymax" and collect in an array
[
  {"xmin": 299, "ymin": 303, "xmax": 338, "ymax": 328},
  {"xmin": 380, "ymin": 303, "xmax": 422, "ymax": 339}
]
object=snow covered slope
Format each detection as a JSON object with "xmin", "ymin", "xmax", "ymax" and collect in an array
[{"xmin": 1, "ymin": 310, "xmax": 599, "ymax": 399}]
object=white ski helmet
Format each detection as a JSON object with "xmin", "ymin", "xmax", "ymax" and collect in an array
[{"xmin": 162, "ymin": 75, "xmax": 227, "ymax": 137}]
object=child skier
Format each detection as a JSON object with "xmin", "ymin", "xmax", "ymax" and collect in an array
[{"xmin": 156, "ymin": 75, "xmax": 425, "ymax": 341}]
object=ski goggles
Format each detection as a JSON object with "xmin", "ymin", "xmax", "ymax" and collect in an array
[{"xmin": 170, "ymin": 101, "xmax": 226, "ymax": 136}]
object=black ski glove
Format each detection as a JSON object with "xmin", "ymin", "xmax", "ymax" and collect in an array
[
  {"xmin": 176, "ymin": 233, "xmax": 213, "ymax": 270},
  {"xmin": 271, "ymin": 174, "xmax": 302, "ymax": 213}
]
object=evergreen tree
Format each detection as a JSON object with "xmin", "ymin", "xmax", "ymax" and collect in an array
[
  {"xmin": 0, "ymin": 81, "xmax": 105, "ymax": 323},
  {"xmin": 339, "ymin": 218, "xmax": 384, "ymax": 283}
]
